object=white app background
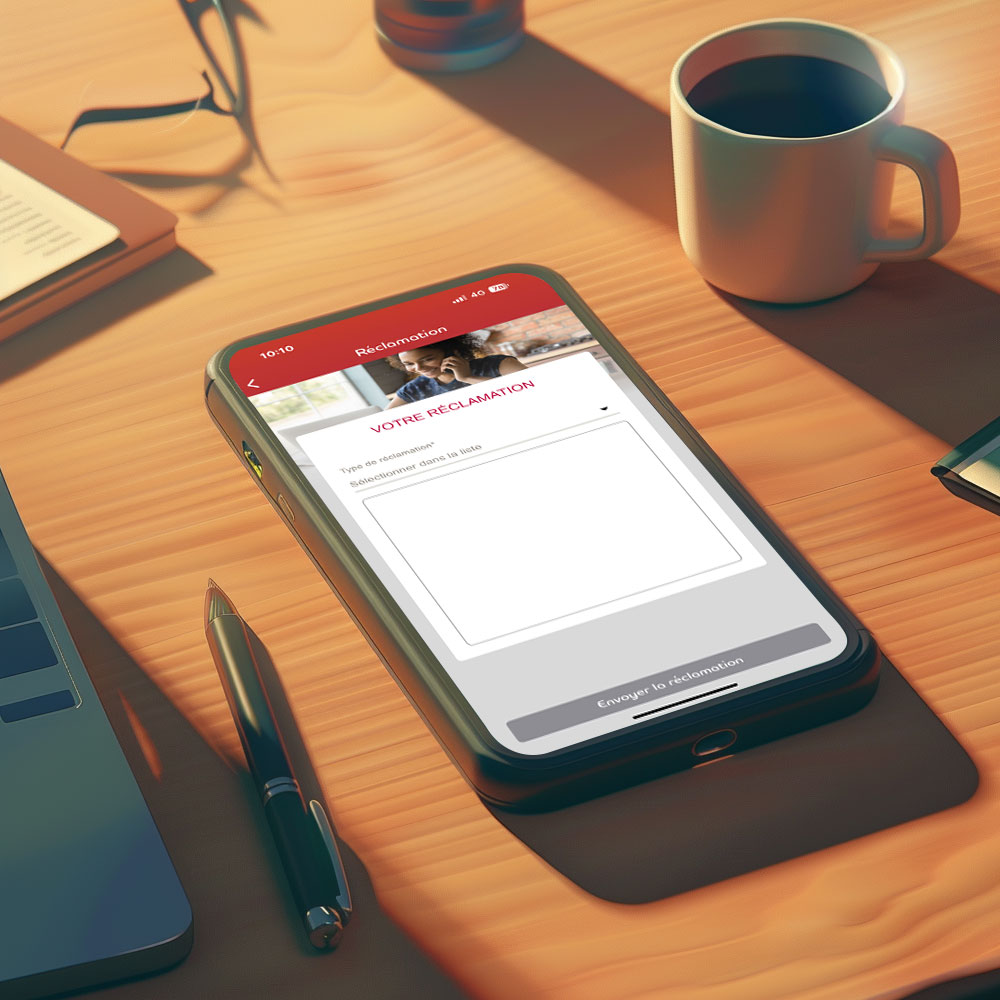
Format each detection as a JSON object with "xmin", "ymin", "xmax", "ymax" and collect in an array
[{"xmin": 299, "ymin": 353, "xmax": 764, "ymax": 660}]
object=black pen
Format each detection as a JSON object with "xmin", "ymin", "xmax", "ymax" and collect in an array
[{"xmin": 204, "ymin": 580, "xmax": 352, "ymax": 950}]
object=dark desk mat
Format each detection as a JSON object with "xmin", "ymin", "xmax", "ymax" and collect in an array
[{"xmin": 489, "ymin": 661, "xmax": 978, "ymax": 903}]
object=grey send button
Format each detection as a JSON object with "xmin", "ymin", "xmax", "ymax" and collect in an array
[{"xmin": 506, "ymin": 623, "xmax": 829, "ymax": 742}]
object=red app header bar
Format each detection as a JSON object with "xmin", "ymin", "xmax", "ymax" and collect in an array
[{"xmin": 229, "ymin": 271, "xmax": 564, "ymax": 396}]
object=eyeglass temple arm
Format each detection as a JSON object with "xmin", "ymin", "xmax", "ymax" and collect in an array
[
  {"xmin": 61, "ymin": 71, "xmax": 229, "ymax": 149},
  {"xmin": 180, "ymin": 0, "xmax": 246, "ymax": 119}
]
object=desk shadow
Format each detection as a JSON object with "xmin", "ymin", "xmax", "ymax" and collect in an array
[
  {"xmin": 488, "ymin": 662, "xmax": 976, "ymax": 904},
  {"xmin": 422, "ymin": 35, "xmax": 674, "ymax": 227},
  {"xmin": 37, "ymin": 556, "xmax": 471, "ymax": 1000},
  {"xmin": 718, "ymin": 260, "xmax": 1000, "ymax": 447},
  {"xmin": 905, "ymin": 966, "xmax": 1000, "ymax": 999},
  {"xmin": 0, "ymin": 249, "xmax": 211, "ymax": 385}
]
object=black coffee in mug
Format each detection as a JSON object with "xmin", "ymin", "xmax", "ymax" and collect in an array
[{"xmin": 686, "ymin": 55, "xmax": 892, "ymax": 137}]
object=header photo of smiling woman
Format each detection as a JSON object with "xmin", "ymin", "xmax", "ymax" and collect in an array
[{"xmin": 384, "ymin": 333, "xmax": 527, "ymax": 408}]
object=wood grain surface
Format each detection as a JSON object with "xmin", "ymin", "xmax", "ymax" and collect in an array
[{"xmin": 3, "ymin": 2, "xmax": 1000, "ymax": 998}]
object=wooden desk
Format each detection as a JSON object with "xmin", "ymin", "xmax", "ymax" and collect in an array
[{"xmin": 3, "ymin": 2, "xmax": 1000, "ymax": 997}]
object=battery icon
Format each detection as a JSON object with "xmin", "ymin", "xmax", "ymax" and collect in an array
[{"xmin": 488, "ymin": 283, "xmax": 509, "ymax": 293}]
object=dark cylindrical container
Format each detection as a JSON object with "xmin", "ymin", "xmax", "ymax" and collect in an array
[{"xmin": 376, "ymin": 0, "xmax": 525, "ymax": 72}]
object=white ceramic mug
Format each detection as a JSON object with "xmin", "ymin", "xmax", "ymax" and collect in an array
[{"xmin": 670, "ymin": 19, "xmax": 961, "ymax": 303}]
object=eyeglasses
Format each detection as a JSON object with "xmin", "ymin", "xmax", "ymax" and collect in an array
[{"xmin": 60, "ymin": 0, "xmax": 265, "ymax": 187}]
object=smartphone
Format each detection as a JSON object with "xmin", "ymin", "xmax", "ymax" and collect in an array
[{"xmin": 205, "ymin": 264, "xmax": 879, "ymax": 810}]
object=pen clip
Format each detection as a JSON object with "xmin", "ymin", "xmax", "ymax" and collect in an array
[{"xmin": 308, "ymin": 799, "xmax": 353, "ymax": 924}]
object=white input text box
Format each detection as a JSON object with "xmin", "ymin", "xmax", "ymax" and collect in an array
[{"xmin": 363, "ymin": 422, "xmax": 742, "ymax": 645}]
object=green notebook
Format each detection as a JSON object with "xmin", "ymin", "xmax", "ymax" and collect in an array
[{"xmin": 932, "ymin": 414, "xmax": 1000, "ymax": 515}]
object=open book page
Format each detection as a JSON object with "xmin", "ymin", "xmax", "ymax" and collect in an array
[{"xmin": 0, "ymin": 158, "xmax": 120, "ymax": 300}]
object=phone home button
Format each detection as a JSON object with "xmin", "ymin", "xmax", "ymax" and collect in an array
[{"xmin": 692, "ymin": 729, "xmax": 737, "ymax": 757}]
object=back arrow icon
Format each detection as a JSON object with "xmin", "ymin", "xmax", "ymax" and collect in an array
[{"xmin": 247, "ymin": 378, "xmax": 259, "ymax": 389}]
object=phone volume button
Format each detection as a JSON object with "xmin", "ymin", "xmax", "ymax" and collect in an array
[{"xmin": 276, "ymin": 493, "xmax": 295, "ymax": 523}]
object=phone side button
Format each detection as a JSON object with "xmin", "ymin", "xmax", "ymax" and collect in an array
[
  {"xmin": 692, "ymin": 729, "xmax": 737, "ymax": 757},
  {"xmin": 276, "ymin": 493, "xmax": 295, "ymax": 523}
]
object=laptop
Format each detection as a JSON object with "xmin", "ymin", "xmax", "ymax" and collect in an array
[{"xmin": 0, "ymin": 468, "xmax": 192, "ymax": 998}]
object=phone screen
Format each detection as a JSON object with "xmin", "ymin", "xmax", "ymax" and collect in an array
[{"xmin": 228, "ymin": 271, "xmax": 849, "ymax": 755}]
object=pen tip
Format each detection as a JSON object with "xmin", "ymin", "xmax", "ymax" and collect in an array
[
  {"xmin": 305, "ymin": 907, "xmax": 344, "ymax": 951},
  {"xmin": 204, "ymin": 579, "xmax": 236, "ymax": 623}
]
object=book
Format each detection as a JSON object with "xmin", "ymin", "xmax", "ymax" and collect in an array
[{"xmin": 0, "ymin": 115, "xmax": 177, "ymax": 341}]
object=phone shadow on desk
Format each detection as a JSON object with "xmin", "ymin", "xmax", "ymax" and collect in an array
[
  {"xmin": 488, "ymin": 661, "xmax": 977, "ymax": 905},
  {"xmin": 718, "ymin": 259, "xmax": 1000, "ymax": 447},
  {"xmin": 37, "ymin": 555, "xmax": 471, "ymax": 1000}
]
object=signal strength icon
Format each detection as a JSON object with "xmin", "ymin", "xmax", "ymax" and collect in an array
[{"xmin": 452, "ymin": 294, "xmax": 468, "ymax": 304}]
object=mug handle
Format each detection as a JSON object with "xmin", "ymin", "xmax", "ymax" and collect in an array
[{"xmin": 864, "ymin": 124, "xmax": 961, "ymax": 262}]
